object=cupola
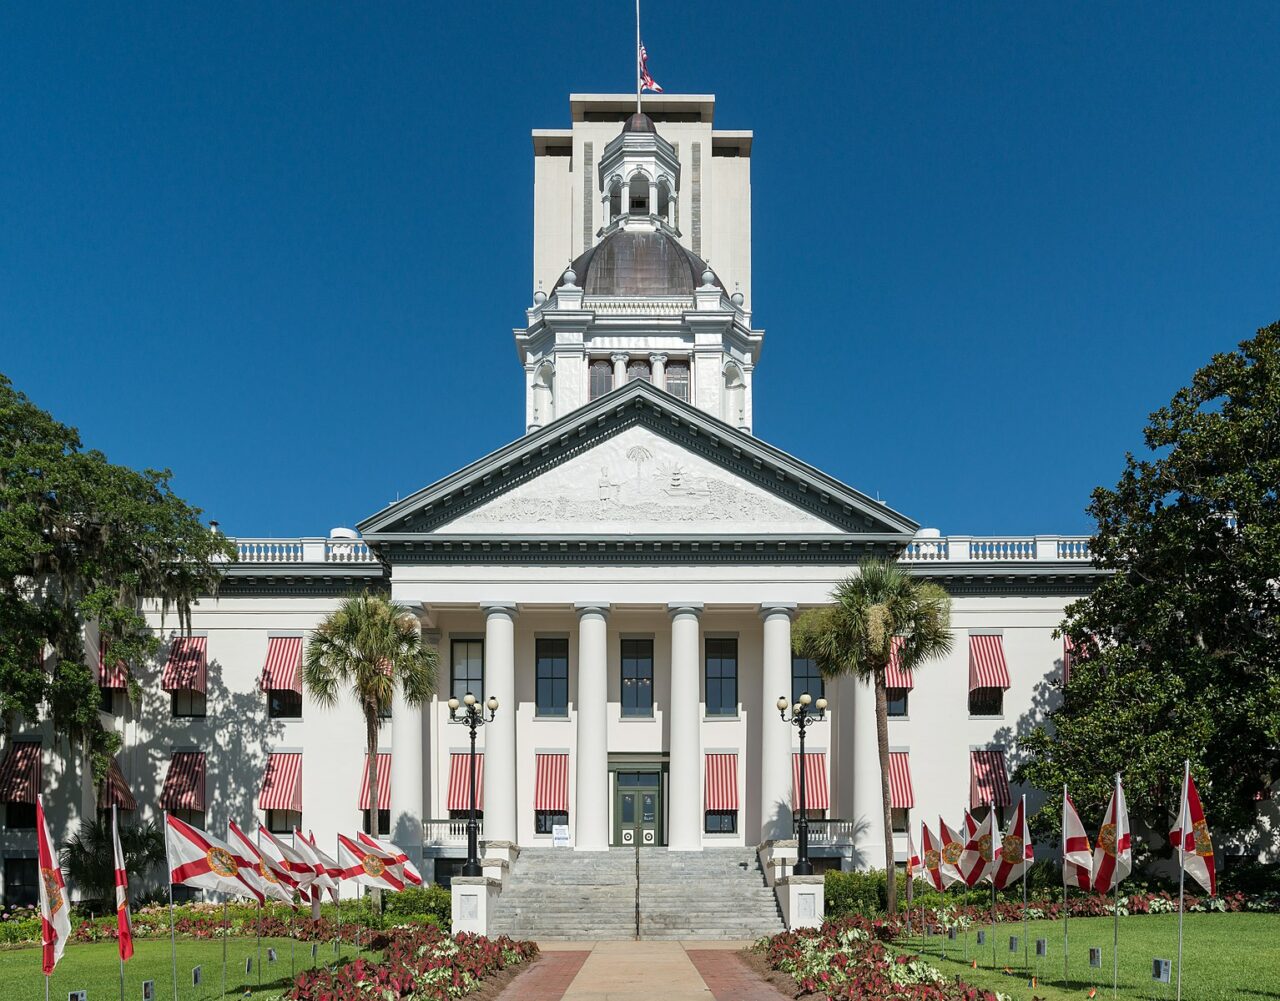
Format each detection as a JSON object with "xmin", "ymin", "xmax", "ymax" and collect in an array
[{"xmin": 597, "ymin": 112, "xmax": 682, "ymax": 232}]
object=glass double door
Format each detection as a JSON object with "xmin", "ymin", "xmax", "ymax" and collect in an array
[{"xmin": 613, "ymin": 769, "xmax": 663, "ymax": 846}]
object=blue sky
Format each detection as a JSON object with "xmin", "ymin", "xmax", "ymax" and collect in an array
[{"xmin": 3, "ymin": 3, "xmax": 1277, "ymax": 537}]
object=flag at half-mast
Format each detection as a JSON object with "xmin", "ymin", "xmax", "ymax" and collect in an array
[
  {"xmin": 357, "ymin": 830, "xmax": 423, "ymax": 886},
  {"xmin": 227, "ymin": 820, "xmax": 287, "ymax": 904},
  {"xmin": 1170, "ymin": 764, "xmax": 1216, "ymax": 895},
  {"xmin": 920, "ymin": 822, "xmax": 959, "ymax": 890},
  {"xmin": 1091, "ymin": 775, "xmax": 1132, "ymax": 893},
  {"xmin": 111, "ymin": 805, "xmax": 134, "ymax": 961},
  {"xmin": 36, "ymin": 796, "xmax": 71, "ymax": 975},
  {"xmin": 639, "ymin": 43, "xmax": 663, "ymax": 93},
  {"xmin": 959, "ymin": 808, "xmax": 995, "ymax": 887},
  {"xmin": 337, "ymin": 833, "xmax": 405, "ymax": 892},
  {"xmin": 991, "ymin": 796, "xmax": 1034, "ymax": 889},
  {"xmin": 167, "ymin": 815, "xmax": 264, "ymax": 903},
  {"xmin": 1062, "ymin": 788, "xmax": 1093, "ymax": 891}
]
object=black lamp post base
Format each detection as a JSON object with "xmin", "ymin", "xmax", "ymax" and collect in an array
[
  {"xmin": 460, "ymin": 861, "xmax": 482, "ymax": 878},
  {"xmin": 793, "ymin": 859, "xmax": 814, "ymax": 876}
]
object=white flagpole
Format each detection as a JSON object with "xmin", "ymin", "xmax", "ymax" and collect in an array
[
  {"xmin": 1062, "ymin": 785, "xmax": 1069, "ymax": 987},
  {"xmin": 115, "ymin": 804, "xmax": 125, "ymax": 1001},
  {"xmin": 255, "ymin": 828, "xmax": 263, "ymax": 988},
  {"xmin": 164, "ymin": 811, "xmax": 177, "ymax": 1001},
  {"xmin": 1176, "ymin": 759, "xmax": 1188, "ymax": 1001},
  {"xmin": 335, "ymin": 833, "xmax": 342, "ymax": 963},
  {"xmin": 1112, "ymin": 772, "xmax": 1121, "ymax": 999},
  {"xmin": 221, "ymin": 898, "xmax": 227, "ymax": 1001},
  {"xmin": 635, "ymin": 0, "xmax": 641, "ymax": 115},
  {"xmin": 989, "ymin": 800, "xmax": 996, "ymax": 970},
  {"xmin": 1021, "ymin": 794, "xmax": 1029, "ymax": 972}
]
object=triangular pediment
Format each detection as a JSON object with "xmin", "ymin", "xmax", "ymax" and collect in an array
[{"xmin": 358, "ymin": 381, "xmax": 918, "ymax": 541}]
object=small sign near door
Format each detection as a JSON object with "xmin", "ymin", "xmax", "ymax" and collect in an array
[{"xmin": 552, "ymin": 824, "xmax": 570, "ymax": 847}]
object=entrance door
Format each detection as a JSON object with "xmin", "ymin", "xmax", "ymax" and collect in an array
[{"xmin": 613, "ymin": 769, "xmax": 663, "ymax": 846}]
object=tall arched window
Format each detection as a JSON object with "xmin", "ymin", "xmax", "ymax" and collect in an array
[
  {"xmin": 531, "ymin": 361, "xmax": 554, "ymax": 425},
  {"xmin": 589, "ymin": 359, "xmax": 613, "ymax": 400},
  {"xmin": 628, "ymin": 174, "xmax": 649, "ymax": 215},
  {"xmin": 608, "ymin": 177, "xmax": 623, "ymax": 221},
  {"xmin": 656, "ymin": 181, "xmax": 672, "ymax": 224},
  {"xmin": 627, "ymin": 359, "xmax": 651, "ymax": 383},
  {"xmin": 723, "ymin": 362, "xmax": 746, "ymax": 426}
]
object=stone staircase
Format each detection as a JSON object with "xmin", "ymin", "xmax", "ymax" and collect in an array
[{"xmin": 486, "ymin": 847, "xmax": 785, "ymax": 941}]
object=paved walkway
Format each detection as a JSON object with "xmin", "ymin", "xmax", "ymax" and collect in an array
[{"xmin": 503, "ymin": 941, "xmax": 791, "ymax": 1001}]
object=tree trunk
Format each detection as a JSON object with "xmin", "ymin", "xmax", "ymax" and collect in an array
[
  {"xmin": 875, "ymin": 669, "xmax": 898, "ymax": 915},
  {"xmin": 365, "ymin": 704, "xmax": 382, "ymax": 912}
]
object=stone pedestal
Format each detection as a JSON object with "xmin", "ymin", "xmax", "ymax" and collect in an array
[
  {"xmin": 777, "ymin": 874, "xmax": 825, "ymax": 930},
  {"xmin": 451, "ymin": 876, "xmax": 500, "ymax": 936}
]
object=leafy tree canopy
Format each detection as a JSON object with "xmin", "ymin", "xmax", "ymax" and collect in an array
[
  {"xmin": 1018, "ymin": 322, "xmax": 1280, "ymax": 847},
  {"xmin": 0, "ymin": 373, "xmax": 232, "ymax": 778}
]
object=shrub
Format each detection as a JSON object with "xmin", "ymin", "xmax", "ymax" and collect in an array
[{"xmin": 383, "ymin": 885, "xmax": 452, "ymax": 925}]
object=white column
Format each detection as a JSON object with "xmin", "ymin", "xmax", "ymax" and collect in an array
[
  {"xmin": 611, "ymin": 351, "xmax": 629, "ymax": 388},
  {"xmin": 850, "ymin": 676, "xmax": 886, "ymax": 870},
  {"xmin": 481, "ymin": 603, "xmax": 518, "ymax": 846},
  {"xmin": 649, "ymin": 352, "xmax": 668, "ymax": 393},
  {"xmin": 390, "ymin": 683, "xmax": 425, "ymax": 866},
  {"xmin": 667, "ymin": 602, "xmax": 703, "ymax": 851},
  {"xmin": 760, "ymin": 603, "xmax": 796, "ymax": 844},
  {"xmin": 574, "ymin": 603, "xmax": 610, "ymax": 851}
]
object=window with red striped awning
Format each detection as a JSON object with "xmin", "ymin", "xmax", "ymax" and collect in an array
[
  {"xmin": 968, "ymin": 634, "xmax": 1011, "ymax": 690},
  {"xmin": 534, "ymin": 753, "xmax": 569, "ymax": 812},
  {"xmin": 259, "ymin": 752, "xmax": 303, "ymax": 812},
  {"xmin": 161, "ymin": 636, "xmax": 208, "ymax": 693},
  {"xmin": 791, "ymin": 752, "xmax": 829, "ymax": 811},
  {"xmin": 359, "ymin": 752, "xmax": 391, "ymax": 810},
  {"xmin": 969, "ymin": 749, "xmax": 1011, "ymax": 809},
  {"xmin": 704, "ymin": 753, "xmax": 738, "ymax": 811},
  {"xmin": 0, "ymin": 742, "xmax": 41, "ymax": 804},
  {"xmin": 888, "ymin": 751, "xmax": 915, "ymax": 809},
  {"xmin": 98, "ymin": 758, "xmax": 137, "ymax": 811},
  {"xmin": 261, "ymin": 637, "xmax": 303, "ymax": 693},
  {"xmin": 885, "ymin": 636, "xmax": 913, "ymax": 689},
  {"xmin": 98, "ymin": 639, "xmax": 129, "ymax": 689},
  {"xmin": 447, "ymin": 752, "xmax": 483, "ymax": 811},
  {"xmin": 160, "ymin": 751, "xmax": 206, "ymax": 811}
]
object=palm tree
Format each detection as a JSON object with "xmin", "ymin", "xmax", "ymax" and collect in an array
[
  {"xmin": 61, "ymin": 817, "xmax": 165, "ymax": 914},
  {"xmin": 792, "ymin": 557, "xmax": 952, "ymax": 915},
  {"xmin": 302, "ymin": 593, "xmax": 438, "ymax": 876}
]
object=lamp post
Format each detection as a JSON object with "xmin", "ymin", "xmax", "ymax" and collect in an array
[
  {"xmin": 778, "ymin": 691, "xmax": 828, "ymax": 877},
  {"xmin": 447, "ymin": 692, "xmax": 498, "ymax": 877}
]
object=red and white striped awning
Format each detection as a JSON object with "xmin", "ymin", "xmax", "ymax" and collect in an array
[
  {"xmin": 0, "ymin": 742, "xmax": 41, "ymax": 804},
  {"xmin": 969, "ymin": 634, "xmax": 1011, "ymax": 690},
  {"xmin": 261, "ymin": 637, "xmax": 303, "ymax": 694},
  {"xmin": 534, "ymin": 753, "xmax": 569, "ymax": 812},
  {"xmin": 359, "ymin": 752, "xmax": 392, "ymax": 810},
  {"xmin": 98, "ymin": 639, "xmax": 129, "ymax": 689},
  {"xmin": 447, "ymin": 752, "xmax": 483, "ymax": 812},
  {"xmin": 888, "ymin": 751, "xmax": 915, "ymax": 809},
  {"xmin": 162, "ymin": 636, "xmax": 208, "ymax": 693},
  {"xmin": 704, "ymin": 753, "xmax": 739, "ymax": 811},
  {"xmin": 98, "ymin": 758, "xmax": 137, "ymax": 811},
  {"xmin": 970, "ymin": 749, "xmax": 1011, "ymax": 809},
  {"xmin": 791, "ymin": 752, "xmax": 829, "ymax": 811},
  {"xmin": 160, "ymin": 751, "xmax": 206, "ymax": 812},
  {"xmin": 885, "ymin": 636, "xmax": 913, "ymax": 689},
  {"xmin": 259, "ymin": 752, "xmax": 303, "ymax": 812}
]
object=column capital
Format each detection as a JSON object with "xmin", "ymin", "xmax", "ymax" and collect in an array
[
  {"xmin": 610, "ymin": 351, "xmax": 630, "ymax": 365},
  {"xmin": 759, "ymin": 602, "xmax": 797, "ymax": 620},
  {"xmin": 479, "ymin": 602, "xmax": 518, "ymax": 619},
  {"xmin": 667, "ymin": 602, "xmax": 704, "ymax": 619},
  {"xmin": 648, "ymin": 352, "xmax": 669, "ymax": 366},
  {"xmin": 573, "ymin": 602, "xmax": 611, "ymax": 619}
]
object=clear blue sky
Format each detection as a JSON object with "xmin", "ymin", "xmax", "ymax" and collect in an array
[{"xmin": 4, "ymin": 3, "xmax": 1277, "ymax": 537}]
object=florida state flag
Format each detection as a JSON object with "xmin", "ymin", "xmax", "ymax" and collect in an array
[
  {"xmin": 337, "ymin": 833, "xmax": 405, "ymax": 891},
  {"xmin": 111, "ymin": 805, "xmax": 134, "ymax": 961},
  {"xmin": 920, "ymin": 822, "xmax": 960, "ymax": 890},
  {"xmin": 1062, "ymin": 788, "xmax": 1093, "ymax": 891},
  {"xmin": 959, "ymin": 808, "xmax": 995, "ymax": 887},
  {"xmin": 294, "ymin": 829, "xmax": 340, "ymax": 899},
  {"xmin": 305, "ymin": 831, "xmax": 342, "ymax": 903},
  {"xmin": 36, "ymin": 796, "xmax": 71, "ymax": 975},
  {"xmin": 356, "ymin": 830, "xmax": 423, "ymax": 886},
  {"xmin": 991, "ymin": 796, "xmax": 1034, "ymax": 890},
  {"xmin": 938, "ymin": 817, "xmax": 965, "ymax": 885},
  {"xmin": 1091, "ymin": 775, "xmax": 1132, "ymax": 893},
  {"xmin": 257, "ymin": 825, "xmax": 314, "ymax": 895},
  {"xmin": 1170, "ymin": 762, "xmax": 1216, "ymax": 896},
  {"xmin": 166, "ymin": 814, "xmax": 264, "ymax": 903},
  {"xmin": 227, "ymin": 820, "xmax": 290, "ymax": 904},
  {"xmin": 906, "ymin": 828, "xmax": 921, "ymax": 880}
]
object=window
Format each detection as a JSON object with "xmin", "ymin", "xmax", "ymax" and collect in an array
[
  {"xmin": 3, "ymin": 857, "xmax": 37, "ymax": 907},
  {"xmin": 99, "ymin": 688, "xmax": 121, "ymax": 714},
  {"xmin": 665, "ymin": 361, "xmax": 690, "ymax": 402},
  {"xmin": 626, "ymin": 359, "xmax": 651, "ymax": 383},
  {"xmin": 621, "ymin": 638, "xmax": 654, "ymax": 717},
  {"xmin": 791, "ymin": 656, "xmax": 824, "ymax": 706},
  {"xmin": 266, "ymin": 809, "xmax": 300, "ymax": 834},
  {"xmin": 378, "ymin": 702, "xmax": 392, "ymax": 720},
  {"xmin": 171, "ymin": 691, "xmax": 206, "ymax": 718},
  {"xmin": 535, "ymin": 638, "xmax": 570, "ymax": 717},
  {"xmin": 971, "ymin": 804, "xmax": 1007, "ymax": 829},
  {"xmin": 362, "ymin": 809, "xmax": 390, "ymax": 836},
  {"xmin": 704, "ymin": 638, "xmax": 738, "ymax": 717},
  {"xmin": 969, "ymin": 688, "xmax": 1004, "ymax": 717},
  {"xmin": 887, "ymin": 689, "xmax": 909, "ymax": 717},
  {"xmin": 5, "ymin": 803, "xmax": 36, "ymax": 830},
  {"xmin": 535, "ymin": 810, "xmax": 568, "ymax": 834},
  {"xmin": 448, "ymin": 808, "xmax": 483, "ymax": 822},
  {"xmin": 589, "ymin": 359, "xmax": 614, "ymax": 401},
  {"xmin": 170, "ymin": 809, "xmax": 205, "ymax": 829},
  {"xmin": 268, "ymin": 689, "xmax": 302, "ymax": 719},
  {"xmin": 891, "ymin": 808, "xmax": 909, "ymax": 833},
  {"xmin": 433, "ymin": 857, "xmax": 463, "ymax": 888},
  {"xmin": 704, "ymin": 810, "xmax": 737, "ymax": 834},
  {"xmin": 451, "ymin": 639, "xmax": 484, "ymax": 702}
]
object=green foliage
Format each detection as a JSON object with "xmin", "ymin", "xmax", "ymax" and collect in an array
[
  {"xmin": 0, "ymin": 373, "xmax": 232, "ymax": 779},
  {"xmin": 59, "ymin": 817, "xmax": 166, "ymax": 909},
  {"xmin": 1017, "ymin": 322, "xmax": 1280, "ymax": 846},
  {"xmin": 381, "ymin": 884, "xmax": 452, "ymax": 925}
]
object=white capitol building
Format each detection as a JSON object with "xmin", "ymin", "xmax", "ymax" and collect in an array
[{"xmin": 3, "ymin": 92, "xmax": 1100, "ymax": 935}]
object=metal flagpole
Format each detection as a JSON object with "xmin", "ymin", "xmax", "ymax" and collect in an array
[
  {"xmin": 255, "ymin": 828, "xmax": 263, "ymax": 988},
  {"xmin": 635, "ymin": 0, "xmax": 641, "ymax": 115},
  {"xmin": 221, "ymin": 899, "xmax": 227, "ymax": 1001},
  {"xmin": 1112, "ymin": 772, "xmax": 1121, "ymax": 999},
  {"xmin": 290, "ymin": 900, "xmax": 295, "ymax": 977},
  {"xmin": 1022, "ymin": 795, "xmax": 1029, "ymax": 972},
  {"xmin": 335, "ymin": 833, "xmax": 342, "ymax": 963},
  {"xmin": 989, "ymin": 800, "xmax": 997, "ymax": 969},
  {"xmin": 1063, "ymin": 784, "xmax": 1069, "ymax": 987},
  {"xmin": 1176, "ymin": 759, "xmax": 1188, "ymax": 1001},
  {"xmin": 164, "ymin": 811, "xmax": 178, "ymax": 1001},
  {"xmin": 119, "ymin": 803, "xmax": 125, "ymax": 1001}
]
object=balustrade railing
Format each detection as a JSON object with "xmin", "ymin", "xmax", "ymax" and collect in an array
[
  {"xmin": 804, "ymin": 819, "xmax": 860, "ymax": 846},
  {"xmin": 232, "ymin": 537, "xmax": 379, "ymax": 565},
  {"xmin": 423, "ymin": 817, "xmax": 481, "ymax": 846},
  {"xmin": 900, "ymin": 535, "xmax": 1092, "ymax": 564}
]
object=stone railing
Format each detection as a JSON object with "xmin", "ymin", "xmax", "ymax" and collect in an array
[
  {"xmin": 231, "ymin": 538, "xmax": 378, "ymax": 565},
  {"xmin": 805, "ymin": 819, "xmax": 860, "ymax": 847},
  {"xmin": 900, "ymin": 535, "xmax": 1092, "ymax": 563},
  {"xmin": 424, "ymin": 817, "xmax": 481, "ymax": 847}
]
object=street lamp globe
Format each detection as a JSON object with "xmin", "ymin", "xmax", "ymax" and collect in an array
[
  {"xmin": 816, "ymin": 697, "xmax": 828, "ymax": 711},
  {"xmin": 463, "ymin": 692, "xmax": 477, "ymax": 706},
  {"xmin": 799, "ymin": 692, "xmax": 812, "ymax": 706},
  {"xmin": 487, "ymin": 696, "xmax": 499, "ymax": 712},
  {"xmin": 776, "ymin": 696, "xmax": 790, "ymax": 712},
  {"xmin": 448, "ymin": 697, "xmax": 459, "ymax": 711}
]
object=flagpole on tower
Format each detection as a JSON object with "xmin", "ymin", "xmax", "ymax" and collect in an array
[{"xmin": 635, "ymin": 0, "xmax": 642, "ymax": 114}]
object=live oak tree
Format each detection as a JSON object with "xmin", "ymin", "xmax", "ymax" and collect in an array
[
  {"xmin": 793, "ymin": 559, "xmax": 953, "ymax": 914},
  {"xmin": 0, "ymin": 373, "xmax": 232, "ymax": 782},
  {"xmin": 1018, "ymin": 322, "xmax": 1280, "ymax": 851}
]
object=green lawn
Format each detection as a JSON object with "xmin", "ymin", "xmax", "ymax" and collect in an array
[
  {"xmin": 0, "ymin": 934, "xmax": 380, "ymax": 1000},
  {"xmin": 896, "ymin": 912, "xmax": 1278, "ymax": 1001}
]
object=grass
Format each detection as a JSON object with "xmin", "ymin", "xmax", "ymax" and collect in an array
[
  {"xmin": 0, "ymin": 934, "xmax": 381, "ymax": 1000},
  {"xmin": 895, "ymin": 912, "xmax": 1278, "ymax": 1001}
]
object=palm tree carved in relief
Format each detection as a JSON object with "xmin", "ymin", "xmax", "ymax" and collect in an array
[
  {"xmin": 625, "ymin": 445, "xmax": 653, "ymax": 479},
  {"xmin": 792, "ymin": 558, "xmax": 952, "ymax": 915}
]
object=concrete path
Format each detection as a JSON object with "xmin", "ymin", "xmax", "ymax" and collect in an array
[{"xmin": 503, "ymin": 941, "xmax": 790, "ymax": 1001}]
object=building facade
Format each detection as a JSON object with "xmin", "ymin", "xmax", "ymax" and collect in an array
[{"xmin": 1, "ymin": 94, "xmax": 1102, "ymax": 906}]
